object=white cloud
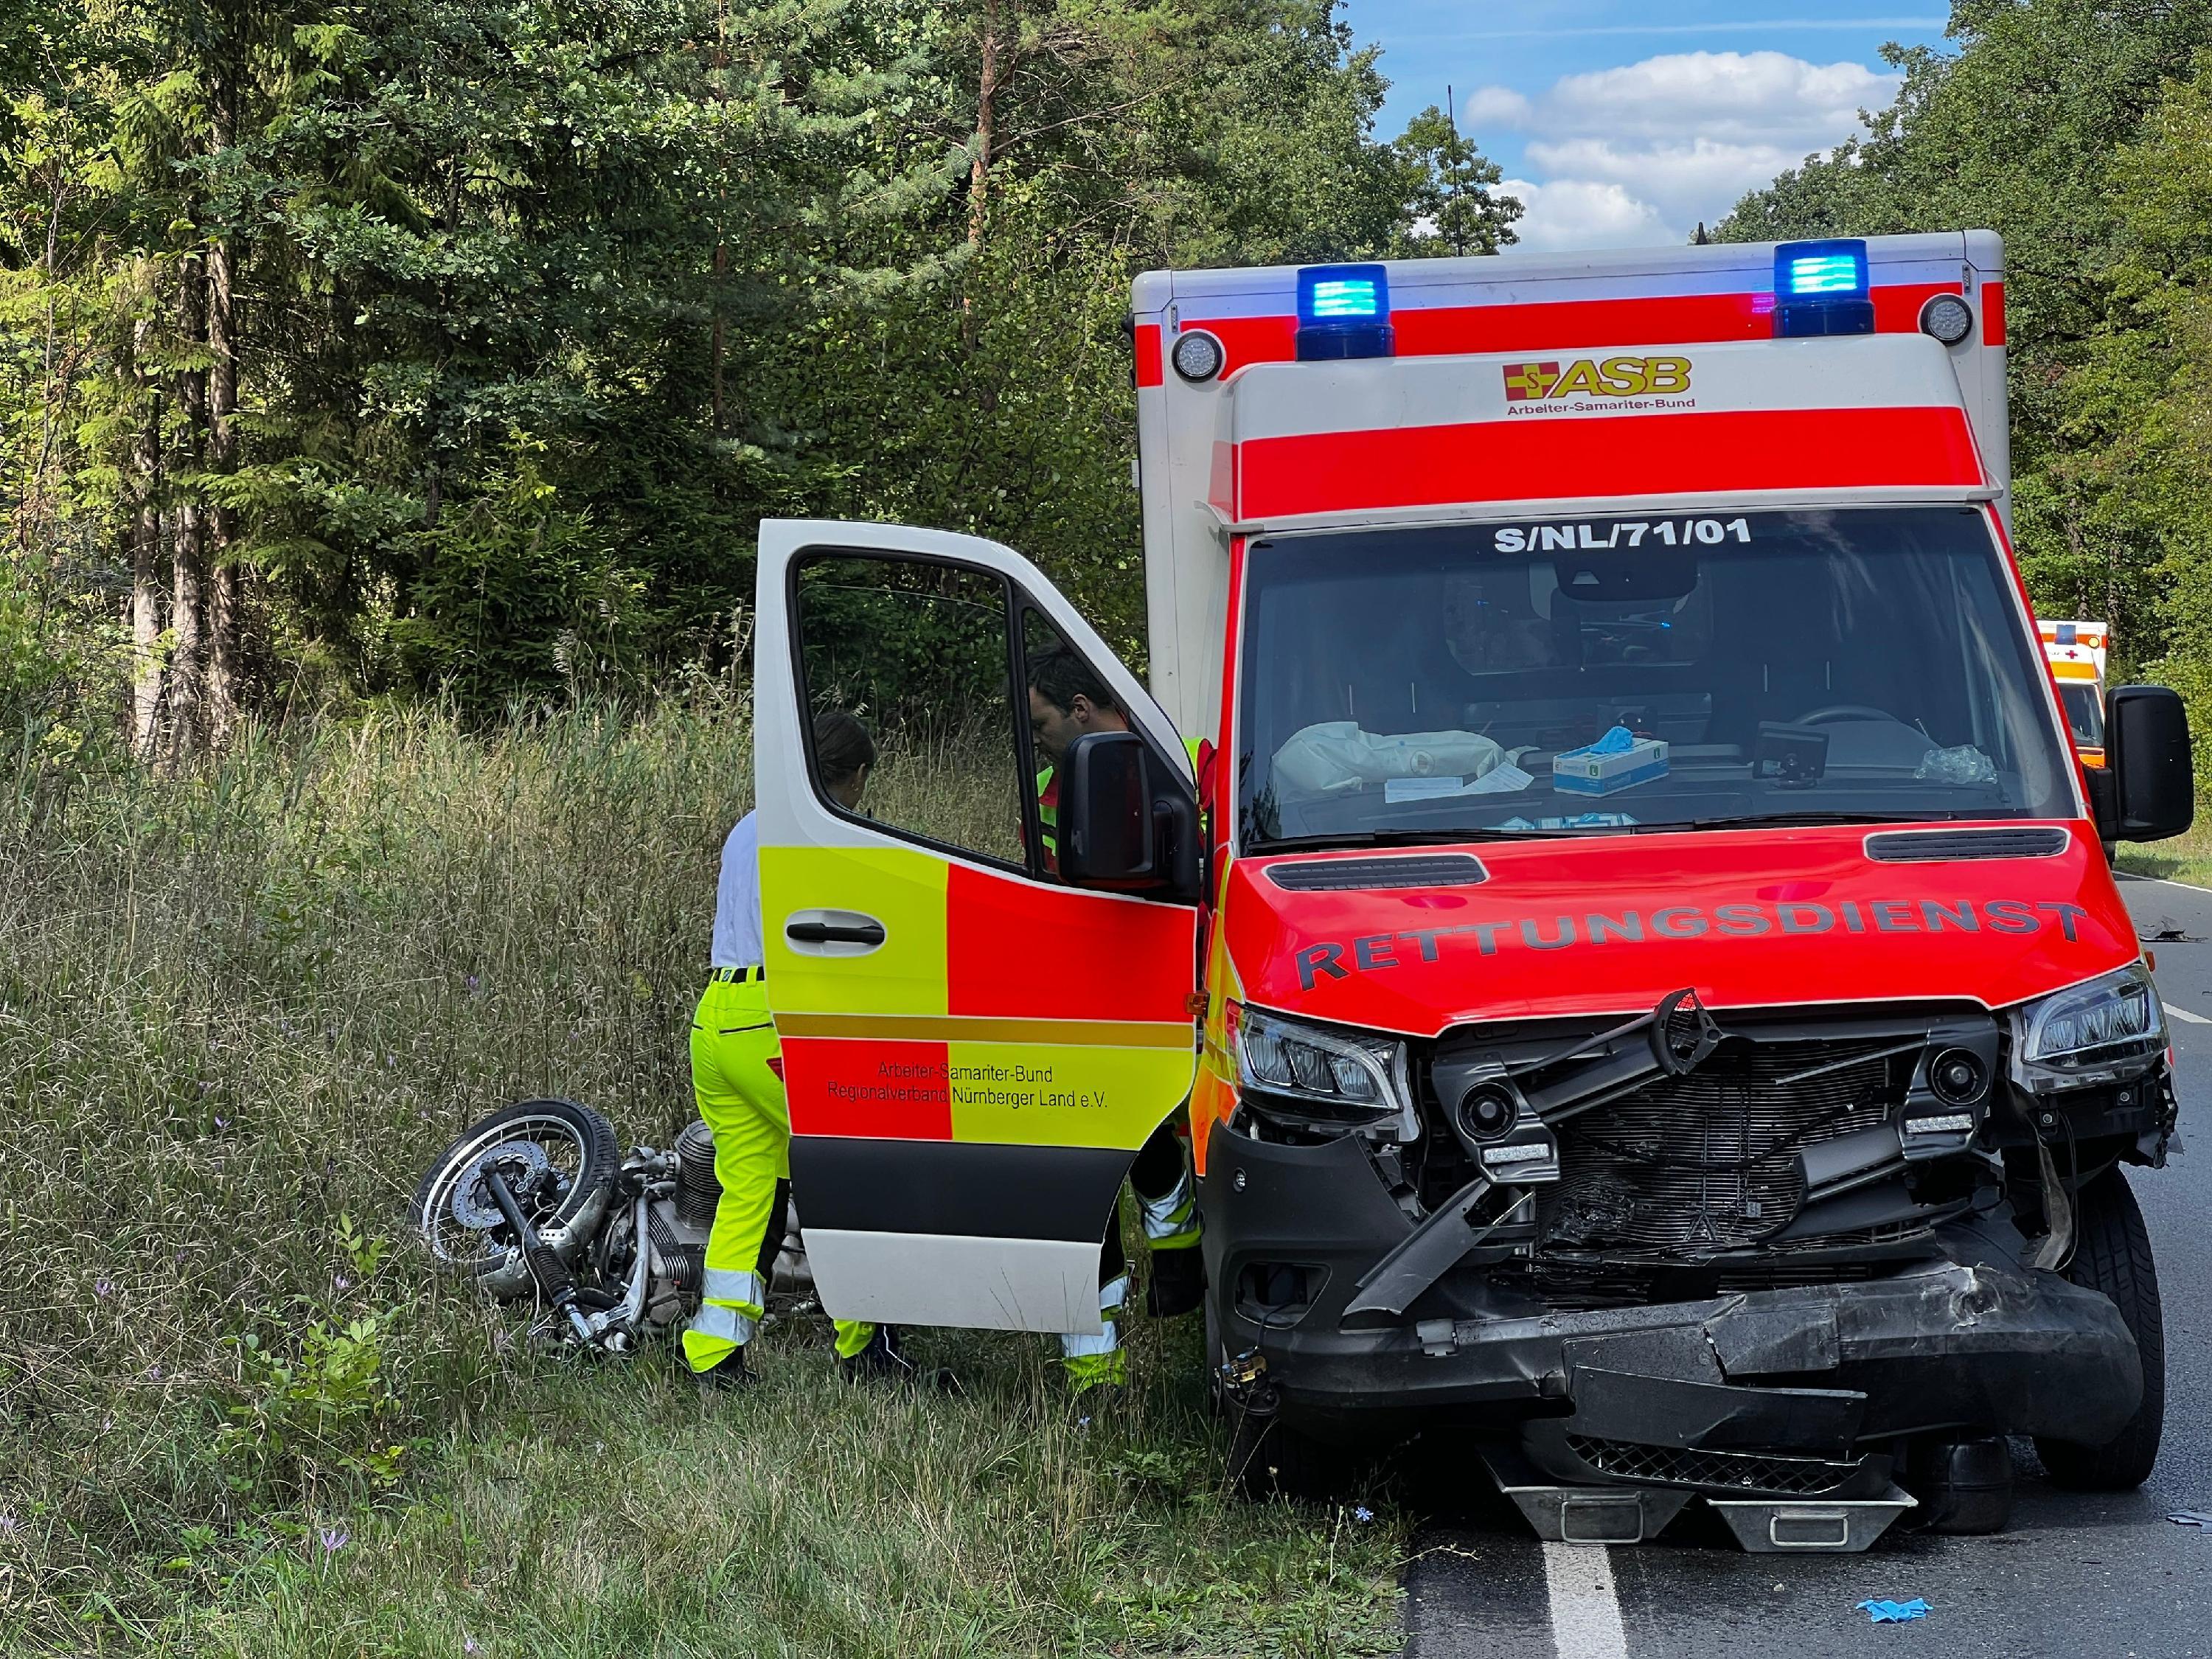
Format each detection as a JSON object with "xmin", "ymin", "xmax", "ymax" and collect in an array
[
  {"xmin": 1465, "ymin": 50, "xmax": 1900, "ymax": 248},
  {"xmin": 1462, "ymin": 84, "xmax": 1533, "ymax": 128},
  {"xmin": 1497, "ymin": 177, "xmax": 1672, "ymax": 253}
]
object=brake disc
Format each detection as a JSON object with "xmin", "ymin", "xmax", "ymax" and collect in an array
[{"xmin": 448, "ymin": 1138, "xmax": 553, "ymax": 1231}]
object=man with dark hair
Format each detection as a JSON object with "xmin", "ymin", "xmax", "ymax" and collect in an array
[
  {"xmin": 1025, "ymin": 644, "xmax": 1128, "ymax": 873},
  {"xmin": 686, "ymin": 708, "xmax": 917, "ymax": 1388},
  {"xmin": 1023, "ymin": 644, "xmax": 1206, "ymax": 1391}
]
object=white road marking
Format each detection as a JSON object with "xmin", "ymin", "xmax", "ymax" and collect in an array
[
  {"xmin": 2165, "ymin": 1002, "xmax": 2212, "ymax": 1026},
  {"xmin": 2120, "ymin": 872, "xmax": 2212, "ymax": 897},
  {"xmin": 1543, "ymin": 1542, "xmax": 1630, "ymax": 1659}
]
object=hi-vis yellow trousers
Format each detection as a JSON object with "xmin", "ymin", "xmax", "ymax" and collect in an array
[{"xmin": 681, "ymin": 973, "xmax": 875, "ymax": 1371}]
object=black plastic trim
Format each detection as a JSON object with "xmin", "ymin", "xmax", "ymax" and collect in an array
[
  {"xmin": 790, "ymin": 1135, "xmax": 1130, "ymax": 1240},
  {"xmin": 1863, "ymin": 827, "xmax": 2069, "ymax": 862},
  {"xmin": 1265, "ymin": 853, "xmax": 1489, "ymax": 891}
]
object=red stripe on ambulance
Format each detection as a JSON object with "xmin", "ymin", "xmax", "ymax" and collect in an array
[
  {"xmin": 1186, "ymin": 285, "xmax": 1971, "ymax": 378},
  {"xmin": 1133, "ymin": 323, "xmax": 1164, "ymax": 388},
  {"xmin": 1234, "ymin": 406, "xmax": 1986, "ymax": 520}
]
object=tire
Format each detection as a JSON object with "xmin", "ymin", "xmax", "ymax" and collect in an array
[
  {"xmin": 1228, "ymin": 1408, "xmax": 1352, "ymax": 1503},
  {"xmin": 411, "ymin": 1099, "xmax": 622, "ymax": 1301},
  {"xmin": 2033, "ymin": 1167, "xmax": 2165, "ymax": 1490}
]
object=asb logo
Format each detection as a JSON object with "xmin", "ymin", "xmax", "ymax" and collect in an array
[{"xmin": 1503, "ymin": 355, "xmax": 1693, "ymax": 402}]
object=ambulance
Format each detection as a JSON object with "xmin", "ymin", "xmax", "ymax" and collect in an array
[
  {"xmin": 750, "ymin": 232, "xmax": 2193, "ymax": 1551},
  {"xmin": 2040, "ymin": 618, "xmax": 2110, "ymax": 767}
]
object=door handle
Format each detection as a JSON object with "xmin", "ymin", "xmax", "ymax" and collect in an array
[{"xmin": 783, "ymin": 909, "xmax": 887, "ymax": 955}]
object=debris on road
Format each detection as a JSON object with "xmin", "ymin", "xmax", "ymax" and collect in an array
[
  {"xmin": 2167, "ymin": 1511, "xmax": 2212, "ymax": 1529},
  {"xmin": 1857, "ymin": 1599, "xmax": 1932, "ymax": 1624}
]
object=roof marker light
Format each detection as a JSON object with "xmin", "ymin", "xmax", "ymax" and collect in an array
[
  {"xmin": 1295, "ymin": 263, "xmax": 1394, "ymax": 361},
  {"xmin": 1773, "ymin": 239, "xmax": 1874, "ymax": 338}
]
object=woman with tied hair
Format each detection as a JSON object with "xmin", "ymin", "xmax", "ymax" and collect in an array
[{"xmin": 684, "ymin": 709, "xmax": 918, "ymax": 1386}]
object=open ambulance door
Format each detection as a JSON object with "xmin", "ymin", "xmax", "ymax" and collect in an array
[{"xmin": 754, "ymin": 521, "xmax": 1202, "ymax": 1334}]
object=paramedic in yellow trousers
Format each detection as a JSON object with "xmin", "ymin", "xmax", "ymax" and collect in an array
[
  {"xmin": 685, "ymin": 710, "xmax": 917, "ymax": 1389},
  {"xmin": 1026, "ymin": 646, "xmax": 1206, "ymax": 1393}
]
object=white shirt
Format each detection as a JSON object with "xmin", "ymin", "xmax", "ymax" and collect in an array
[{"xmin": 711, "ymin": 812, "xmax": 764, "ymax": 969}]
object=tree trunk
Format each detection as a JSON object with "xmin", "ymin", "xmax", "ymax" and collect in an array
[
  {"xmin": 711, "ymin": 0, "xmax": 728, "ymax": 435},
  {"xmin": 205, "ymin": 64, "xmax": 243, "ymax": 747},
  {"xmin": 967, "ymin": 0, "xmax": 1002, "ymax": 251},
  {"xmin": 169, "ymin": 252, "xmax": 209, "ymax": 763},
  {"xmin": 206, "ymin": 235, "xmax": 242, "ymax": 745},
  {"xmin": 127, "ymin": 319, "xmax": 165, "ymax": 758}
]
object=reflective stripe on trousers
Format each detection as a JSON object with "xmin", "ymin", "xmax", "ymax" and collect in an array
[
  {"xmin": 702, "ymin": 1267, "xmax": 767, "ymax": 1311},
  {"xmin": 1136, "ymin": 1167, "xmax": 1199, "ymax": 1248},
  {"xmin": 1060, "ymin": 1273, "xmax": 1129, "ymax": 1363}
]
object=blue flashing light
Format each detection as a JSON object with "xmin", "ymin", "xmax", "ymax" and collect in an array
[
  {"xmin": 1295, "ymin": 263, "xmax": 1394, "ymax": 361},
  {"xmin": 1773, "ymin": 239, "xmax": 1874, "ymax": 338},
  {"xmin": 1787, "ymin": 253, "xmax": 1862, "ymax": 295},
  {"xmin": 1309, "ymin": 276, "xmax": 1380, "ymax": 318}
]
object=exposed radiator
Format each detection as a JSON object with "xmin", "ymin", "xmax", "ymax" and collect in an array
[{"xmin": 1539, "ymin": 1036, "xmax": 1907, "ymax": 1256}]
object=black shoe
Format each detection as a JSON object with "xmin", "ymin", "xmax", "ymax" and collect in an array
[
  {"xmin": 693, "ymin": 1347, "xmax": 755, "ymax": 1393},
  {"xmin": 1146, "ymin": 1248, "xmax": 1206, "ymax": 1318},
  {"xmin": 841, "ymin": 1326, "xmax": 918, "ymax": 1384},
  {"xmin": 842, "ymin": 1327, "xmax": 961, "ymax": 1392}
]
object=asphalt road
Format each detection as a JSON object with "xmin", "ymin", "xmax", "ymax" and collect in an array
[{"xmin": 1403, "ymin": 874, "xmax": 2212, "ymax": 1659}]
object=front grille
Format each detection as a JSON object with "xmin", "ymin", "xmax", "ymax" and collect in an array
[
  {"xmin": 1567, "ymin": 1434, "xmax": 1865, "ymax": 1496},
  {"xmin": 1496, "ymin": 1256, "xmax": 1888, "ymax": 1311},
  {"xmin": 1538, "ymin": 1035, "xmax": 1910, "ymax": 1256}
]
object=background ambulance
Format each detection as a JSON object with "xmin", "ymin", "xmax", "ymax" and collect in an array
[
  {"xmin": 750, "ymin": 233, "xmax": 2193, "ymax": 1551},
  {"xmin": 2040, "ymin": 617, "xmax": 2110, "ymax": 767}
]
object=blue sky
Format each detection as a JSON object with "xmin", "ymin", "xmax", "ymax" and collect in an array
[{"xmin": 1340, "ymin": 2, "xmax": 1955, "ymax": 249}]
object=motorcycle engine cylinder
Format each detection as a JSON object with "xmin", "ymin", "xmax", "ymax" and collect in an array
[{"xmin": 675, "ymin": 1119, "xmax": 723, "ymax": 1229}]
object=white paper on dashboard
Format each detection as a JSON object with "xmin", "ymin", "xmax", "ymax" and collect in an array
[
  {"xmin": 1383, "ymin": 776, "xmax": 1467, "ymax": 802},
  {"xmin": 1459, "ymin": 762, "xmax": 1534, "ymax": 794}
]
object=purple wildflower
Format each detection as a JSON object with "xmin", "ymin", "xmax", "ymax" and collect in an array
[
  {"xmin": 318, "ymin": 1526, "xmax": 349, "ymax": 1554},
  {"xmin": 334, "ymin": 1275, "xmax": 352, "ymax": 1290},
  {"xmin": 0, "ymin": 1512, "xmax": 18, "ymax": 1534},
  {"xmin": 465, "ymin": 1640, "xmax": 481, "ymax": 1656},
  {"xmin": 94, "ymin": 1279, "xmax": 114, "ymax": 1298},
  {"xmin": 466, "ymin": 975, "xmax": 480, "ymax": 993}
]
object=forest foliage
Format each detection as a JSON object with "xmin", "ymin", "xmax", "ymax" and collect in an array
[
  {"xmin": 1719, "ymin": 0, "xmax": 2212, "ymax": 751},
  {"xmin": 0, "ymin": 0, "xmax": 1512, "ymax": 764},
  {"xmin": 8, "ymin": 0, "xmax": 2212, "ymax": 773}
]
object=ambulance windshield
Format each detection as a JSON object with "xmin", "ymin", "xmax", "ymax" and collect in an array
[{"xmin": 1238, "ymin": 507, "xmax": 2076, "ymax": 850}]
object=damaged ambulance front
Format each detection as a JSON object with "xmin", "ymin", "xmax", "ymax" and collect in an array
[{"xmin": 1185, "ymin": 255, "xmax": 2194, "ymax": 1550}]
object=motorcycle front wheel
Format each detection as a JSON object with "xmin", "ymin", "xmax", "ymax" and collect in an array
[{"xmin": 411, "ymin": 1098, "xmax": 622, "ymax": 1301}]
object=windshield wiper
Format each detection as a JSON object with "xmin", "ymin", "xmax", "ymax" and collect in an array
[
  {"xmin": 1655, "ymin": 809, "xmax": 1973, "ymax": 832},
  {"xmin": 1248, "ymin": 825, "xmax": 1615, "ymax": 853}
]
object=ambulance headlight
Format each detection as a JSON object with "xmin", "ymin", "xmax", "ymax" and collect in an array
[
  {"xmin": 1228, "ymin": 1002, "xmax": 1416, "ymax": 1138},
  {"xmin": 2009, "ymin": 963, "xmax": 2166, "ymax": 1093},
  {"xmin": 1170, "ymin": 328, "xmax": 1225, "ymax": 382},
  {"xmin": 1773, "ymin": 238, "xmax": 1874, "ymax": 338},
  {"xmin": 1919, "ymin": 292, "xmax": 1975, "ymax": 345}
]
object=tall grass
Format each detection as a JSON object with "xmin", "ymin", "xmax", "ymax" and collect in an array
[{"xmin": 0, "ymin": 706, "xmax": 1401, "ymax": 1656}]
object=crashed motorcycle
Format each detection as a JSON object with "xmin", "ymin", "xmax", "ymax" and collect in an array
[{"xmin": 411, "ymin": 1098, "xmax": 802, "ymax": 1349}]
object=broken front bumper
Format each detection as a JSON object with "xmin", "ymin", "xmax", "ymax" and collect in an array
[{"xmin": 1203, "ymin": 1125, "xmax": 2144, "ymax": 1464}]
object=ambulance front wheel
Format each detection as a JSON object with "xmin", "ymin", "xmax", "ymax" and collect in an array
[{"xmin": 2033, "ymin": 1168, "xmax": 2165, "ymax": 1490}]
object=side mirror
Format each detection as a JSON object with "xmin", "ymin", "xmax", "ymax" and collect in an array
[
  {"xmin": 2101, "ymin": 684, "xmax": 2194, "ymax": 842},
  {"xmin": 1059, "ymin": 730, "xmax": 1200, "ymax": 900}
]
